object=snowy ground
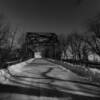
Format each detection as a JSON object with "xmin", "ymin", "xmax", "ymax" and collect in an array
[{"xmin": 0, "ymin": 58, "xmax": 100, "ymax": 100}]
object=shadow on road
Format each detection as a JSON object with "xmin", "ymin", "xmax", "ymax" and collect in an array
[{"xmin": 0, "ymin": 84, "xmax": 99, "ymax": 100}]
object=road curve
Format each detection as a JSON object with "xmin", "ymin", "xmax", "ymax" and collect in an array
[{"xmin": 0, "ymin": 58, "xmax": 100, "ymax": 100}]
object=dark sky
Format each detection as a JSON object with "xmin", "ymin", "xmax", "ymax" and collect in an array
[{"xmin": 0, "ymin": 0, "xmax": 100, "ymax": 35}]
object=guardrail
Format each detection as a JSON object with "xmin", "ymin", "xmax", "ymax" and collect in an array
[{"xmin": 62, "ymin": 59, "xmax": 100, "ymax": 69}]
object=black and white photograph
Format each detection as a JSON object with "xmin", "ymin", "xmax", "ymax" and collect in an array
[{"xmin": 0, "ymin": 0, "xmax": 100, "ymax": 100}]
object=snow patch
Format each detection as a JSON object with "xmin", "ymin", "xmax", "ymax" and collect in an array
[{"xmin": 8, "ymin": 58, "xmax": 34, "ymax": 74}]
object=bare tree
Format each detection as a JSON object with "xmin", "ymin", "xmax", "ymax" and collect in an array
[
  {"xmin": 62, "ymin": 32, "xmax": 90, "ymax": 62},
  {"xmin": 0, "ymin": 14, "xmax": 22, "ymax": 67},
  {"xmin": 80, "ymin": 37, "xmax": 90, "ymax": 61},
  {"xmin": 87, "ymin": 13, "xmax": 100, "ymax": 38},
  {"xmin": 84, "ymin": 34, "xmax": 100, "ymax": 56},
  {"xmin": 65, "ymin": 32, "xmax": 83, "ymax": 60},
  {"xmin": 58, "ymin": 34, "xmax": 68, "ymax": 59},
  {"xmin": 86, "ymin": 13, "xmax": 100, "ymax": 56}
]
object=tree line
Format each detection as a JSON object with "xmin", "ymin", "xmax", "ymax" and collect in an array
[
  {"xmin": 0, "ymin": 13, "xmax": 100, "ymax": 68},
  {"xmin": 58, "ymin": 13, "xmax": 100, "ymax": 63}
]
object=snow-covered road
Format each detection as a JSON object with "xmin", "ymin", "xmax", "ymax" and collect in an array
[{"xmin": 0, "ymin": 58, "xmax": 100, "ymax": 100}]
